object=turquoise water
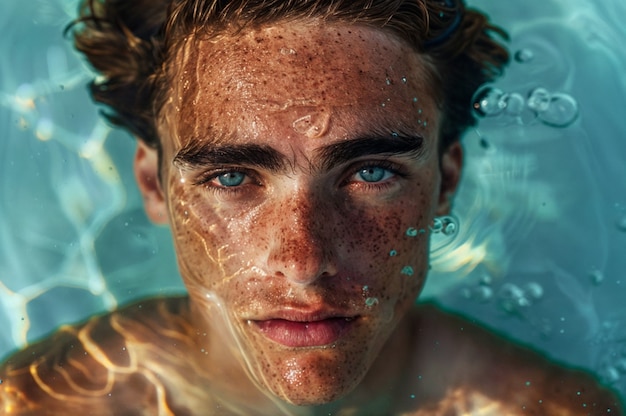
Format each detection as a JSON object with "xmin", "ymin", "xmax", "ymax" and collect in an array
[{"xmin": 1, "ymin": 0, "xmax": 625, "ymax": 403}]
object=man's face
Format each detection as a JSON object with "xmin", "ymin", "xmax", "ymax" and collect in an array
[{"xmin": 142, "ymin": 22, "xmax": 459, "ymax": 405}]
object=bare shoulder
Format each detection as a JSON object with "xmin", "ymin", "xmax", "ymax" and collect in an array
[
  {"xmin": 401, "ymin": 303, "xmax": 624, "ymax": 415},
  {"xmin": 0, "ymin": 296, "xmax": 198, "ymax": 415}
]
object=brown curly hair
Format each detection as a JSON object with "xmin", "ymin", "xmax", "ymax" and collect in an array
[{"xmin": 70, "ymin": 0, "xmax": 508, "ymax": 152}]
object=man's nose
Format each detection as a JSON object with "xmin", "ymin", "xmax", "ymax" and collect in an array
[{"xmin": 265, "ymin": 194, "xmax": 337, "ymax": 285}]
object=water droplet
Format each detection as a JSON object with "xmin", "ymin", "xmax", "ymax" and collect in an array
[
  {"xmin": 391, "ymin": 132, "xmax": 399, "ymax": 138},
  {"xmin": 401, "ymin": 77, "xmax": 408, "ymax": 83},
  {"xmin": 537, "ymin": 93, "xmax": 579, "ymax": 127},
  {"xmin": 362, "ymin": 285, "xmax": 369, "ymax": 292},
  {"xmin": 381, "ymin": 102, "xmax": 386, "ymax": 108},
  {"xmin": 418, "ymin": 108, "xmax": 423, "ymax": 114},
  {"xmin": 504, "ymin": 93, "xmax": 525, "ymax": 116},
  {"xmin": 389, "ymin": 249, "xmax": 398, "ymax": 257},
  {"xmin": 514, "ymin": 48, "xmax": 534, "ymax": 63},
  {"xmin": 365, "ymin": 297, "xmax": 379, "ymax": 307},
  {"xmin": 280, "ymin": 47, "xmax": 296, "ymax": 55},
  {"xmin": 410, "ymin": 394, "xmax": 416, "ymax": 399},
  {"xmin": 472, "ymin": 86, "xmax": 507, "ymax": 117},
  {"xmin": 401, "ymin": 266, "xmax": 414, "ymax": 276},
  {"xmin": 412, "ymin": 97, "xmax": 418, "ymax": 103},
  {"xmin": 527, "ymin": 87, "xmax": 551, "ymax": 113},
  {"xmin": 385, "ymin": 78, "xmax": 391, "ymax": 85},
  {"xmin": 406, "ymin": 227, "xmax": 419, "ymax": 237},
  {"xmin": 589, "ymin": 269, "xmax": 604, "ymax": 285}
]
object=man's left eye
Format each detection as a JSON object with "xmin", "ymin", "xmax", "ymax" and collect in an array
[{"xmin": 354, "ymin": 166, "xmax": 394, "ymax": 183}]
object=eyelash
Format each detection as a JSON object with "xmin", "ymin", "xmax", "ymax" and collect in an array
[{"xmin": 192, "ymin": 160, "xmax": 408, "ymax": 195}]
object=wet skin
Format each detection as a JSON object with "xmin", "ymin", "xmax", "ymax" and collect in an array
[
  {"xmin": 0, "ymin": 21, "xmax": 623, "ymax": 416},
  {"xmin": 146, "ymin": 22, "xmax": 455, "ymax": 407}
]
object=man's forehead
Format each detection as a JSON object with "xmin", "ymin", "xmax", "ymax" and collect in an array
[
  {"xmin": 175, "ymin": 23, "xmax": 431, "ymax": 97},
  {"xmin": 163, "ymin": 22, "xmax": 439, "ymax": 151}
]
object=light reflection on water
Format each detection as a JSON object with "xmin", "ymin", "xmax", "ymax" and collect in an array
[{"xmin": 1, "ymin": 0, "xmax": 625, "ymax": 402}]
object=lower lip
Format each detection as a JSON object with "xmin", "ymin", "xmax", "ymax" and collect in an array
[{"xmin": 253, "ymin": 317, "xmax": 355, "ymax": 348}]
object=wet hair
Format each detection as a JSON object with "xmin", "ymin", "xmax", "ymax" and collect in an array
[{"xmin": 70, "ymin": 0, "xmax": 508, "ymax": 152}]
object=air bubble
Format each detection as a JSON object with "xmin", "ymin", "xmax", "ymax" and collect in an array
[
  {"xmin": 504, "ymin": 93, "xmax": 525, "ymax": 116},
  {"xmin": 431, "ymin": 216, "xmax": 457, "ymax": 235},
  {"xmin": 442, "ymin": 221, "xmax": 457, "ymax": 236},
  {"xmin": 514, "ymin": 48, "xmax": 534, "ymax": 63},
  {"xmin": 472, "ymin": 86, "xmax": 507, "ymax": 117},
  {"xmin": 600, "ymin": 367, "xmax": 620, "ymax": 384},
  {"xmin": 589, "ymin": 269, "xmax": 605, "ymax": 285},
  {"xmin": 617, "ymin": 216, "xmax": 626, "ymax": 232},
  {"xmin": 527, "ymin": 88, "xmax": 551, "ymax": 113},
  {"xmin": 35, "ymin": 118, "xmax": 54, "ymax": 141},
  {"xmin": 431, "ymin": 218, "xmax": 443, "ymax": 233},
  {"xmin": 462, "ymin": 285, "xmax": 493, "ymax": 303},
  {"xmin": 524, "ymin": 282, "xmax": 544, "ymax": 300},
  {"xmin": 615, "ymin": 359, "xmax": 626, "ymax": 373},
  {"xmin": 537, "ymin": 93, "xmax": 579, "ymax": 127},
  {"xmin": 498, "ymin": 283, "xmax": 531, "ymax": 312}
]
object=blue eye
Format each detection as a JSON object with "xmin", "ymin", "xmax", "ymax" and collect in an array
[
  {"xmin": 357, "ymin": 166, "xmax": 392, "ymax": 183},
  {"xmin": 216, "ymin": 172, "xmax": 246, "ymax": 187}
]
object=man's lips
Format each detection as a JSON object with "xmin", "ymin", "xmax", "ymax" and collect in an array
[{"xmin": 251, "ymin": 316, "xmax": 357, "ymax": 348}]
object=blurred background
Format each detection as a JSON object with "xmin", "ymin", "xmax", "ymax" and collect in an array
[{"xmin": 1, "ymin": 0, "xmax": 625, "ymax": 402}]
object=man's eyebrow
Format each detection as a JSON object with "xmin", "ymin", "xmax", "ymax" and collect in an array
[
  {"xmin": 316, "ymin": 134, "xmax": 425, "ymax": 171},
  {"xmin": 173, "ymin": 141, "xmax": 287, "ymax": 172}
]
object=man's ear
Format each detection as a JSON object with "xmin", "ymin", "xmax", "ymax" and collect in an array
[
  {"xmin": 134, "ymin": 140, "xmax": 168, "ymax": 224},
  {"xmin": 436, "ymin": 141, "xmax": 463, "ymax": 216}
]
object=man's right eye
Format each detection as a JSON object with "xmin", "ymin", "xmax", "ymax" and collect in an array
[
  {"xmin": 193, "ymin": 170, "xmax": 253, "ymax": 190},
  {"xmin": 213, "ymin": 171, "xmax": 246, "ymax": 187}
]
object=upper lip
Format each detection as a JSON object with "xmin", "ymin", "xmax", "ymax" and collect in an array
[{"xmin": 246, "ymin": 308, "xmax": 358, "ymax": 322}]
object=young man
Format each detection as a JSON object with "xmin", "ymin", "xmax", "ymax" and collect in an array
[{"xmin": 0, "ymin": 0, "xmax": 622, "ymax": 414}]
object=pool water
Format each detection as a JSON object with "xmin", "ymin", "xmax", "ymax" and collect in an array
[{"xmin": 1, "ymin": 0, "xmax": 625, "ymax": 404}]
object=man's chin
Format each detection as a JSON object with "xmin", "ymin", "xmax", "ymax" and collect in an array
[
  {"xmin": 257, "ymin": 355, "xmax": 368, "ymax": 408},
  {"xmin": 269, "ymin": 382, "xmax": 356, "ymax": 408}
]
